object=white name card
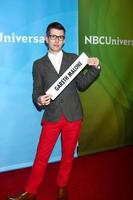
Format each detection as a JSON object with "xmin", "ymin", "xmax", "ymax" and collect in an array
[{"xmin": 46, "ymin": 52, "xmax": 88, "ymax": 100}]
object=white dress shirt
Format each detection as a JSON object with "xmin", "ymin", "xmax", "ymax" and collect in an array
[{"xmin": 48, "ymin": 51, "xmax": 63, "ymax": 74}]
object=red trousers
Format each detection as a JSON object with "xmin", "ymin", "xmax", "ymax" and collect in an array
[{"xmin": 25, "ymin": 115, "xmax": 82, "ymax": 194}]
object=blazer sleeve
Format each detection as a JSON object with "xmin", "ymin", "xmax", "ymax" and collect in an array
[
  {"xmin": 75, "ymin": 65, "xmax": 101, "ymax": 91},
  {"xmin": 32, "ymin": 61, "xmax": 45, "ymax": 110}
]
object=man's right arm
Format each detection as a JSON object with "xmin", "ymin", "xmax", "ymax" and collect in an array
[{"xmin": 32, "ymin": 61, "xmax": 52, "ymax": 109}]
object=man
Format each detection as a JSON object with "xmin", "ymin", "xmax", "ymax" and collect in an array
[{"xmin": 8, "ymin": 22, "xmax": 100, "ymax": 200}]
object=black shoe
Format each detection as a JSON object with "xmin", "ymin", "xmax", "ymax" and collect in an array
[
  {"xmin": 7, "ymin": 192, "xmax": 36, "ymax": 200},
  {"xmin": 57, "ymin": 187, "xmax": 68, "ymax": 200}
]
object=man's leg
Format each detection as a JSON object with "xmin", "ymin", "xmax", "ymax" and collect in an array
[
  {"xmin": 7, "ymin": 119, "xmax": 61, "ymax": 200},
  {"xmin": 57, "ymin": 116, "xmax": 82, "ymax": 199},
  {"xmin": 25, "ymin": 120, "xmax": 61, "ymax": 194}
]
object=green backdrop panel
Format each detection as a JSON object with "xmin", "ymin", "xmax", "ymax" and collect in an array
[{"xmin": 78, "ymin": 0, "xmax": 133, "ymax": 156}]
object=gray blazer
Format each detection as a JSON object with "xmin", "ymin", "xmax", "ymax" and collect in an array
[{"xmin": 32, "ymin": 51, "xmax": 100, "ymax": 122}]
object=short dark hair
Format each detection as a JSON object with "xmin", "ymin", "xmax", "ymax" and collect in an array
[{"xmin": 46, "ymin": 22, "xmax": 66, "ymax": 36}]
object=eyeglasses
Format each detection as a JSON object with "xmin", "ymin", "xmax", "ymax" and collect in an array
[{"xmin": 48, "ymin": 34, "xmax": 65, "ymax": 41}]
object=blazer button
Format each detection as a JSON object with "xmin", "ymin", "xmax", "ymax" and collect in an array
[{"xmin": 60, "ymin": 99, "xmax": 64, "ymax": 103}]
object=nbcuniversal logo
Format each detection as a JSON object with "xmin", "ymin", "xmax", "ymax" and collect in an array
[{"xmin": 85, "ymin": 36, "xmax": 133, "ymax": 46}]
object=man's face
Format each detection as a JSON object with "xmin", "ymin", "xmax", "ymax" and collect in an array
[{"xmin": 45, "ymin": 28, "xmax": 65, "ymax": 53}]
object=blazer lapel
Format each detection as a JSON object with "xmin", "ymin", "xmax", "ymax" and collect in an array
[
  {"xmin": 59, "ymin": 52, "xmax": 69, "ymax": 75},
  {"xmin": 45, "ymin": 54, "xmax": 60, "ymax": 75}
]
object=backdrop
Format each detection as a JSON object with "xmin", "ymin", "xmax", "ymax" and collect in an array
[
  {"xmin": 0, "ymin": 0, "xmax": 78, "ymax": 172},
  {"xmin": 78, "ymin": 0, "xmax": 133, "ymax": 156}
]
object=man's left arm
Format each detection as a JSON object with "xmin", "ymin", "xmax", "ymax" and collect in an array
[{"xmin": 75, "ymin": 57, "xmax": 101, "ymax": 91}]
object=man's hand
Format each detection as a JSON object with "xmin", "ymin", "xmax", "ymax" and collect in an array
[
  {"xmin": 87, "ymin": 57, "xmax": 100, "ymax": 68},
  {"xmin": 37, "ymin": 94, "xmax": 52, "ymax": 106}
]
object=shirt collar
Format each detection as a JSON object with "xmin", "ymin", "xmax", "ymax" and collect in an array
[{"xmin": 48, "ymin": 50, "xmax": 63, "ymax": 57}]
